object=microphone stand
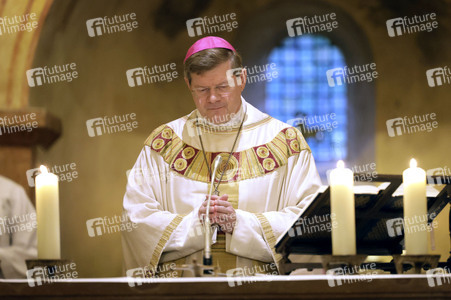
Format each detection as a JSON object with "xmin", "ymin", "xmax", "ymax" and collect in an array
[{"xmin": 203, "ymin": 155, "xmax": 222, "ymax": 271}]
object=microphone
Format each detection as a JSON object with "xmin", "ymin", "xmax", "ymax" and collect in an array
[{"xmin": 203, "ymin": 155, "xmax": 222, "ymax": 267}]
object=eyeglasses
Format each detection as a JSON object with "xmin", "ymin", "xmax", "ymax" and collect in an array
[{"xmin": 190, "ymin": 84, "xmax": 233, "ymax": 98}]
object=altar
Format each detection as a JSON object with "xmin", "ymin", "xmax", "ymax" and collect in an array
[{"xmin": 1, "ymin": 274, "xmax": 451, "ymax": 300}]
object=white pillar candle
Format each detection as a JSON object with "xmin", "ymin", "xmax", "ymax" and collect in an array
[
  {"xmin": 403, "ymin": 158, "xmax": 428, "ymax": 255},
  {"xmin": 330, "ymin": 160, "xmax": 356, "ymax": 255},
  {"xmin": 35, "ymin": 165, "xmax": 61, "ymax": 259}
]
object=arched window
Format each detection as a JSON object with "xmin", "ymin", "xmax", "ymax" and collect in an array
[{"xmin": 266, "ymin": 35, "xmax": 347, "ymax": 163}]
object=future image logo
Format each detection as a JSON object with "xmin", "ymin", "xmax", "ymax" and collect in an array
[
  {"xmin": 26, "ymin": 163, "xmax": 78, "ymax": 187},
  {"xmin": 126, "ymin": 64, "xmax": 178, "ymax": 87},
  {"xmin": 26, "ymin": 68, "xmax": 44, "ymax": 87},
  {"xmin": 426, "ymin": 267, "xmax": 451, "ymax": 287},
  {"xmin": 0, "ymin": 13, "xmax": 38, "ymax": 36},
  {"xmin": 386, "ymin": 218, "xmax": 404, "ymax": 237},
  {"xmin": 86, "ymin": 113, "xmax": 138, "ymax": 137},
  {"xmin": 186, "ymin": 18, "xmax": 203, "ymax": 37},
  {"xmin": 226, "ymin": 68, "xmax": 243, "ymax": 87},
  {"xmin": 326, "ymin": 63, "xmax": 378, "ymax": 87},
  {"xmin": 26, "ymin": 267, "xmax": 46, "ymax": 287},
  {"xmin": 26, "ymin": 263, "xmax": 78, "ymax": 287},
  {"xmin": 126, "ymin": 263, "xmax": 177, "ymax": 287},
  {"xmin": 288, "ymin": 213, "xmax": 336, "ymax": 237},
  {"xmin": 226, "ymin": 264, "xmax": 278, "ymax": 287},
  {"xmin": 126, "ymin": 68, "xmax": 145, "ymax": 87},
  {"xmin": 386, "ymin": 113, "xmax": 438, "ymax": 137},
  {"xmin": 385, "ymin": 118, "xmax": 404, "ymax": 137},
  {"xmin": 0, "ymin": 212, "xmax": 36, "ymax": 236},
  {"xmin": 386, "ymin": 213, "xmax": 437, "ymax": 238},
  {"xmin": 427, "ymin": 167, "xmax": 451, "ymax": 185},
  {"xmin": 0, "ymin": 113, "xmax": 38, "ymax": 136},
  {"xmin": 426, "ymin": 66, "xmax": 451, "ymax": 87},
  {"xmin": 26, "ymin": 168, "xmax": 41, "ymax": 187},
  {"xmin": 86, "ymin": 213, "xmax": 138, "ymax": 237},
  {"xmin": 386, "ymin": 13, "xmax": 438, "ymax": 37},
  {"xmin": 326, "ymin": 264, "xmax": 377, "ymax": 287},
  {"xmin": 126, "ymin": 267, "xmax": 147, "ymax": 287},
  {"xmin": 286, "ymin": 13, "xmax": 338, "ymax": 37},
  {"xmin": 86, "ymin": 13, "xmax": 138, "ymax": 37},
  {"xmin": 26, "ymin": 63, "xmax": 78, "ymax": 87},
  {"xmin": 186, "ymin": 13, "xmax": 238, "ymax": 37}
]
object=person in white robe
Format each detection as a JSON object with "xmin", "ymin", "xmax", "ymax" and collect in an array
[
  {"xmin": 0, "ymin": 175, "xmax": 37, "ymax": 278},
  {"xmin": 122, "ymin": 36, "xmax": 321, "ymax": 277}
]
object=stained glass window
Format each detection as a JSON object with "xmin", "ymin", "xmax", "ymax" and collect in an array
[{"xmin": 266, "ymin": 35, "xmax": 347, "ymax": 162}]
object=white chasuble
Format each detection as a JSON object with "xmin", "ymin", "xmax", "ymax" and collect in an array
[
  {"xmin": 0, "ymin": 175, "xmax": 37, "ymax": 278},
  {"xmin": 122, "ymin": 99, "xmax": 321, "ymax": 276}
]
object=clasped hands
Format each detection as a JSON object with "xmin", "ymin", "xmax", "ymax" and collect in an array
[{"xmin": 198, "ymin": 194, "xmax": 236, "ymax": 234}]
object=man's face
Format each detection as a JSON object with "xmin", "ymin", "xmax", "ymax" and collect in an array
[{"xmin": 185, "ymin": 60, "xmax": 246, "ymax": 124}]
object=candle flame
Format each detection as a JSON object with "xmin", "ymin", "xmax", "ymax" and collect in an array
[
  {"xmin": 337, "ymin": 160, "xmax": 345, "ymax": 168},
  {"xmin": 409, "ymin": 158, "xmax": 417, "ymax": 168},
  {"xmin": 39, "ymin": 165, "xmax": 49, "ymax": 174}
]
